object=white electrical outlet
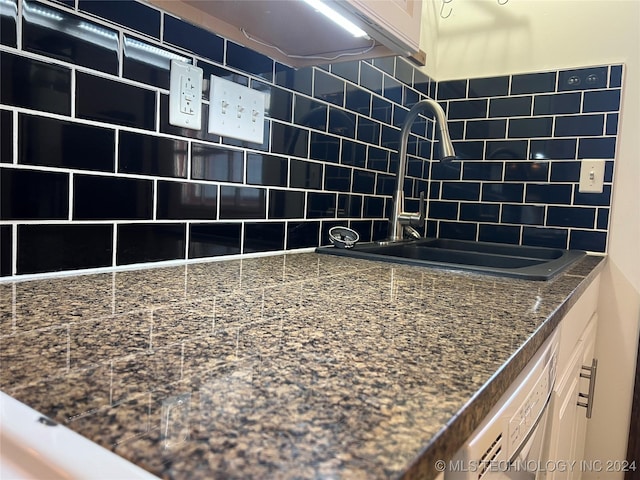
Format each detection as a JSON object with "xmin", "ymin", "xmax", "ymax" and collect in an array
[
  {"xmin": 578, "ymin": 159, "xmax": 605, "ymax": 193},
  {"xmin": 208, "ymin": 76, "xmax": 266, "ymax": 143},
  {"xmin": 169, "ymin": 60, "xmax": 203, "ymax": 129}
]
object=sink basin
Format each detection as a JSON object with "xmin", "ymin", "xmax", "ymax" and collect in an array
[{"xmin": 316, "ymin": 238, "xmax": 585, "ymax": 280}]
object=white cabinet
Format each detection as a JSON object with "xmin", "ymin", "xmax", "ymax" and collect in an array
[
  {"xmin": 144, "ymin": 0, "xmax": 424, "ymax": 67},
  {"xmin": 545, "ymin": 277, "xmax": 600, "ymax": 479}
]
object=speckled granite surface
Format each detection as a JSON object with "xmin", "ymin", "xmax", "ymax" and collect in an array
[{"xmin": 0, "ymin": 252, "xmax": 604, "ymax": 480}]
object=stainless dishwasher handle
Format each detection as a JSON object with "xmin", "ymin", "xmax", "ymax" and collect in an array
[{"xmin": 578, "ymin": 358, "xmax": 598, "ymax": 418}]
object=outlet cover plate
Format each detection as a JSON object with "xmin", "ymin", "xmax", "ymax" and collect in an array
[
  {"xmin": 169, "ymin": 60, "xmax": 203, "ymax": 130},
  {"xmin": 579, "ymin": 159, "xmax": 605, "ymax": 193},
  {"xmin": 208, "ymin": 76, "xmax": 266, "ymax": 143}
]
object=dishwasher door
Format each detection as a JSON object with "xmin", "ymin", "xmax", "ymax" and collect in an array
[{"xmin": 446, "ymin": 330, "xmax": 559, "ymax": 480}]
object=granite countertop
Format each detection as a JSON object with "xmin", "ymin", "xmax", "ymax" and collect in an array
[{"xmin": 0, "ymin": 252, "xmax": 604, "ymax": 479}]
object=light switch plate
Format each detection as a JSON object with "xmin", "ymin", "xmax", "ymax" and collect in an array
[
  {"xmin": 169, "ymin": 60, "xmax": 203, "ymax": 130},
  {"xmin": 208, "ymin": 76, "xmax": 266, "ymax": 143},
  {"xmin": 579, "ymin": 159, "xmax": 605, "ymax": 193}
]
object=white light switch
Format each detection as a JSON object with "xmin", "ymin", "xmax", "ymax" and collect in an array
[
  {"xmin": 208, "ymin": 76, "xmax": 266, "ymax": 143},
  {"xmin": 579, "ymin": 159, "xmax": 605, "ymax": 193},
  {"xmin": 169, "ymin": 60, "xmax": 203, "ymax": 129}
]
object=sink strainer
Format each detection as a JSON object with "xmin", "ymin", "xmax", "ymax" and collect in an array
[{"xmin": 328, "ymin": 226, "xmax": 359, "ymax": 249}]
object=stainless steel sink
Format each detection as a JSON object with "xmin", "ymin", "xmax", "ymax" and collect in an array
[{"xmin": 316, "ymin": 238, "xmax": 585, "ymax": 280}]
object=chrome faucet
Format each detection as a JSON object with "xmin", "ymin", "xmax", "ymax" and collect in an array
[{"xmin": 388, "ymin": 98, "xmax": 456, "ymax": 241}]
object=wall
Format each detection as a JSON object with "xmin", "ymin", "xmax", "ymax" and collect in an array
[{"xmin": 421, "ymin": 0, "xmax": 640, "ymax": 474}]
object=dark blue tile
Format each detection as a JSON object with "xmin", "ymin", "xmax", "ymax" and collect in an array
[
  {"xmin": 417, "ymin": 139, "xmax": 433, "ymax": 160},
  {"xmin": 404, "ymin": 88, "xmax": 420, "ymax": 108},
  {"xmin": 1, "ymin": 168, "xmax": 68, "ymax": 220},
  {"xmin": 574, "ymin": 185, "xmax": 611, "ymax": 206},
  {"xmin": 508, "ymin": 117, "xmax": 553, "ymax": 138},
  {"xmin": 367, "ymin": 146, "xmax": 388, "ymax": 172},
  {"xmin": 383, "ymin": 76, "xmax": 403, "ymax": 104},
  {"xmin": 381, "ymin": 125, "xmax": 400, "ymax": 151},
  {"xmin": 346, "ymin": 85, "xmax": 371, "ymax": 116},
  {"xmin": 442, "ymin": 182, "xmax": 480, "ymax": 201},
  {"xmin": 353, "ymin": 170, "xmax": 375, "ymax": 194},
  {"xmin": 439, "ymin": 222, "xmax": 477, "ymax": 241},
  {"xmin": 328, "ymin": 107, "xmax": 355, "ymax": 138},
  {"xmin": 247, "ymin": 153, "xmax": 287, "ymax": 187},
  {"xmin": 253, "ymin": 81, "xmax": 292, "ymax": 122},
  {"xmin": 226, "ymin": 41, "xmax": 273, "ymax": 81},
  {"xmin": 219, "ymin": 186, "xmax": 266, "ymax": 219},
  {"xmin": 290, "ymin": 159, "xmax": 322, "ymax": 189},
  {"xmin": 123, "ymin": 36, "xmax": 189, "ymax": 90},
  {"xmin": 269, "ymin": 190, "xmax": 305, "ymax": 219},
  {"xmin": 578, "ymin": 137, "xmax": 616, "ymax": 159},
  {"xmin": 414, "ymin": 70, "xmax": 431, "ymax": 95},
  {"xmin": 337, "ymin": 194, "xmax": 362, "ymax": 218},
  {"xmin": 501, "ymin": 204, "xmax": 545, "ymax": 225},
  {"xmin": 77, "ymin": 73, "xmax": 155, "ymax": 130},
  {"xmin": 0, "ymin": 0, "xmax": 17, "ymax": 47},
  {"xmin": 446, "ymin": 141, "xmax": 483, "ymax": 161},
  {"xmin": 275, "ymin": 64, "xmax": 312, "ymax": 95},
  {"xmin": 466, "ymin": 119, "xmax": 506, "ymax": 139},
  {"xmin": 340, "ymin": 140, "xmax": 365, "ymax": 168},
  {"xmin": 314, "ymin": 70, "xmax": 344, "ymax": 106},
  {"xmin": 610, "ymin": 65, "xmax": 623, "ymax": 88},
  {"xmin": 522, "ymin": 227, "xmax": 568, "ymax": 249},
  {"xmin": 371, "ymin": 96, "xmax": 393, "ymax": 124},
  {"xmin": 559, "ymin": 67, "xmax": 607, "ymax": 91},
  {"xmin": 372, "ymin": 220, "xmax": 389, "ymax": 241},
  {"xmin": 120, "ymin": 131, "xmax": 187, "ymax": 178},
  {"xmin": 331, "ymin": 61, "xmax": 359, "ymax": 84},
  {"xmin": 19, "ymin": 114, "xmax": 115, "ymax": 172},
  {"xmin": 360, "ymin": 62, "xmax": 382, "ymax": 94},
  {"xmin": 294, "ymin": 96, "xmax": 326, "ymax": 129},
  {"xmin": 606, "ymin": 113, "xmax": 619, "ymax": 135},
  {"xmin": 448, "ymin": 99, "xmax": 487, "ymax": 120},
  {"xmin": 426, "ymin": 220, "xmax": 437, "ymax": 237},
  {"xmin": 310, "ymin": 132, "xmax": 340, "ymax": 162},
  {"xmin": 482, "ymin": 183, "xmax": 524, "ymax": 203},
  {"xmin": 189, "ymin": 223, "xmax": 241, "ymax": 258},
  {"xmin": 407, "ymin": 156, "xmax": 424, "ymax": 178},
  {"xmin": 459, "ymin": 203, "xmax": 500, "ymax": 222},
  {"xmin": 157, "ymin": 181, "xmax": 217, "ymax": 220},
  {"xmin": 530, "ymin": 139, "xmax": 576, "ymax": 160},
  {"xmin": 0, "ymin": 225, "xmax": 11, "ymax": 276},
  {"xmin": 478, "ymin": 224, "xmax": 521, "ymax": 244},
  {"xmin": 395, "ymin": 59, "xmax": 413, "ymax": 85},
  {"xmin": 23, "ymin": 0, "xmax": 119, "ymax": 74},
  {"xmin": 525, "ymin": 184, "xmax": 572, "ymax": 204},
  {"xmin": 18, "ymin": 224, "xmax": 113, "ymax": 274},
  {"xmin": 462, "ymin": 162, "xmax": 503, "ymax": 181},
  {"xmin": 324, "ymin": 165, "xmax": 352, "ymax": 192},
  {"xmin": 74, "ymin": 175, "xmax": 152, "ymax": 220},
  {"xmin": 349, "ymin": 220, "xmax": 373, "ymax": 243},
  {"xmin": 0, "ymin": 110, "xmax": 11, "ymax": 164},
  {"xmin": 243, "ymin": 223, "xmax": 285, "ymax": 253},
  {"xmin": 533, "ymin": 93, "xmax": 581, "ymax": 115},
  {"xmin": 489, "ymin": 97, "xmax": 532, "ymax": 117},
  {"xmin": 605, "ymin": 161, "xmax": 614, "ymax": 182},
  {"xmin": 569, "ymin": 230, "xmax": 606, "ymax": 252},
  {"xmin": 163, "ymin": 15, "xmax": 223, "ymax": 63},
  {"xmin": 504, "ymin": 161, "xmax": 549, "ymax": 181},
  {"xmin": 468, "ymin": 76, "xmax": 509, "ymax": 98},
  {"xmin": 597, "ymin": 209, "xmax": 609, "ymax": 230},
  {"xmin": 363, "ymin": 196, "xmax": 384, "ymax": 217},
  {"xmin": 307, "ymin": 192, "xmax": 336, "ymax": 218},
  {"xmin": 428, "ymin": 201, "xmax": 458, "ymax": 220},
  {"xmin": 547, "ymin": 206, "xmax": 595, "ymax": 228},
  {"xmin": 511, "ymin": 72, "xmax": 557, "ymax": 94},
  {"xmin": 431, "ymin": 161, "xmax": 461, "ymax": 180},
  {"xmin": 376, "ymin": 173, "xmax": 395, "ymax": 196},
  {"xmin": 357, "ymin": 118, "xmax": 380, "ymax": 145},
  {"xmin": 1, "ymin": 52, "xmax": 70, "ymax": 115},
  {"xmin": 550, "ymin": 161, "xmax": 580, "ymax": 182},
  {"xmin": 437, "ymin": 80, "xmax": 467, "ymax": 100},
  {"xmin": 486, "ymin": 140, "xmax": 528, "ymax": 160},
  {"xmin": 79, "ymin": 0, "xmax": 160, "ymax": 38},
  {"xmin": 392, "ymin": 106, "xmax": 408, "ymax": 128},
  {"xmin": 583, "ymin": 90, "xmax": 621, "ymax": 112},
  {"xmin": 271, "ymin": 123, "xmax": 308, "ymax": 158},
  {"xmin": 117, "ymin": 223, "xmax": 185, "ymax": 265},
  {"xmin": 286, "ymin": 221, "xmax": 320, "ymax": 249},
  {"xmin": 373, "ymin": 57, "xmax": 394, "ymax": 76}
]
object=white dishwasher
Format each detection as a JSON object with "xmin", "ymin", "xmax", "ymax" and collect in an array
[{"xmin": 447, "ymin": 329, "xmax": 559, "ymax": 480}]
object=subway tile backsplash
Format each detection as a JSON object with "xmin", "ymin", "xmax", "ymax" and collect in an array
[{"xmin": 0, "ymin": 0, "xmax": 622, "ymax": 278}]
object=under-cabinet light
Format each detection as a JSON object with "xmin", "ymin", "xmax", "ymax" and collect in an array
[{"xmin": 302, "ymin": 0, "xmax": 369, "ymax": 38}]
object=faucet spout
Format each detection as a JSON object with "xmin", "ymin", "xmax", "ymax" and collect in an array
[{"xmin": 388, "ymin": 98, "xmax": 456, "ymax": 242}]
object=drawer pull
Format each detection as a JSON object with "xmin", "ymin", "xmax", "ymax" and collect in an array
[{"xmin": 578, "ymin": 358, "xmax": 598, "ymax": 418}]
